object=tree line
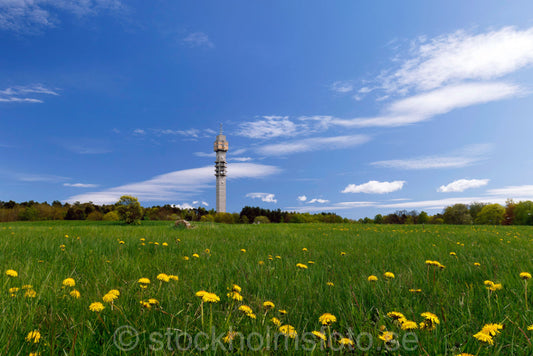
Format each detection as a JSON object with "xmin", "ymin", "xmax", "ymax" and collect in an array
[
  {"xmin": 0, "ymin": 199, "xmax": 349, "ymax": 224},
  {"xmin": 364, "ymin": 200, "xmax": 533, "ymax": 225}
]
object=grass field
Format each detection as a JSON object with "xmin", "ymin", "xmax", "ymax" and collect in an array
[{"xmin": 1, "ymin": 221, "xmax": 532, "ymax": 355}]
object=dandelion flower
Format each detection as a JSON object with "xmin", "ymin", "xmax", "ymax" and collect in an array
[
  {"xmin": 138, "ymin": 278, "xmax": 150, "ymax": 285},
  {"xmin": 169, "ymin": 275, "xmax": 178, "ymax": 281},
  {"xmin": 489, "ymin": 283, "xmax": 503, "ymax": 291},
  {"xmin": 278, "ymin": 309, "xmax": 288, "ymax": 315},
  {"xmin": 108, "ymin": 289, "xmax": 120, "ymax": 297},
  {"xmin": 484, "ymin": 280, "xmax": 495, "ymax": 287},
  {"xmin": 239, "ymin": 305, "xmax": 253, "ymax": 314},
  {"xmin": 119, "ymin": 241, "xmax": 125, "ymax": 244},
  {"xmin": 311, "ymin": 331, "xmax": 326, "ymax": 341},
  {"xmin": 302, "ymin": 248, "xmax": 308, "ymax": 252},
  {"xmin": 387, "ymin": 311, "xmax": 406, "ymax": 321},
  {"xmin": 162, "ymin": 242, "xmax": 168, "ymax": 247},
  {"xmin": 157, "ymin": 273, "xmax": 170, "ymax": 282},
  {"xmin": 340, "ymin": 252, "xmax": 346, "ymax": 256},
  {"xmin": 140, "ymin": 300, "xmax": 151, "ymax": 309},
  {"xmin": 89, "ymin": 302, "xmax": 105, "ymax": 312},
  {"xmin": 25, "ymin": 330, "xmax": 41, "ymax": 343},
  {"xmin": 183, "ymin": 256, "xmax": 189, "ymax": 261},
  {"xmin": 279, "ymin": 325, "xmax": 297, "ymax": 338},
  {"xmin": 296, "ymin": 263, "xmax": 308, "ymax": 269},
  {"xmin": 384, "ymin": 272, "xmax": 395, "ymax": 279},
  {"xmin": 9, "ymin": 287, "xmax": 19, "ymax": 294},
  {"xmin": 62, "ymin": 278, "xmax": 75, "ymax": 287},
  {"xmin": 231, "ymin": 284, "xmax": 242, "ymax": 293},
  {"xmin": 192, "ymin": 253, "xmax": 199, "ymax": 258},
  {"xmin": 202, "ymin": 292, "xmax": 220, "ymax": 303},
  {"xmin": 474, "ymin": 262, "xmax": 481, "ymax": 267},
  {"xmin": 527, "ymin": 325, "xmax": 533, "ymax": 331},
  {"xmin": 326, "ymin": 282, "xmax": 334, "ymax": 286},
  {"xmin": 227, "ymin": 291, "xmax": 243, "ymax": 301},
  {"xmin": 275, "ymin": 255, "xmax": 281, "ymax": 259},
  {"xmin": 148, "ymin": 298, "xmax": 159, "ymax": 305},
  {"xmin": 319, "ymin": 313, "xmax": 337, "ymax": 326},
  {"xmin": 520, "ymin": 272, "xmax": 532, "ymax": 280},
  {"xmin": 481, "ymin": 323, "xmax": 503, "ymax": 336},
  {"xmin": 401, "ymin": 320, "xmax": 418, "ymax": 330},
  {"xmin": 473, "ymin": 331, "xmax": 493, "ymax": 345},
  {"xmin": 263, "ymin": 301, "xmax": 275, "ymax": 309},
  {"xmin": 308, "ymin": 260, "xmax": 314, "ymax": 264},
  {"xmin": 240, "ymin": 249, "xmax": 246, "ymax": 253},
  {"xmin": 103, "ymin": 293, "xmax": 118, "ymax": 303},
  {"xmin": 24, "ymin": 289, "xmax": 37, "ymax": 298},
  {"xmin": 379, "ymin": 331, "xmax": 394, "ymax": 342},
  {"xmin": 450, "ymin": 252, "xmax": 456, "ymax": 256},
  {"xmin": 223, "ymin": 331, "xmax": 238, "ymax": 343},
  {"xmin": 338, "ymin": 338, "xmax": 354, "ymax": 346},
  {"xmin": 195, "ymin": 290, "xmax": 208, "ymax": 298},
  {"xmin": 5, "ymin": 269, "xmax": 18, "ymax": 277},
  {"xmin": 70, "ymin": 290, "xmax": 81, "ymax": 299},
  {"xmin": 368, "ymin": 275, "xmax": 378, "ymax": 282},
  {"xmin": 271, "ymin": 317, "xmax": 282, "ymax": 326},
  {"xmin": 421, "ymin": 312, "xmax": 440, "ymax": 325},
  {"xmin": 409, "ymin": 289, "xmax": 422, "ymax": 293}
]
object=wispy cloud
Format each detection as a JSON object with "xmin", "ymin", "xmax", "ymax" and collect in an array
[
  {"xmin": 372, "ymin": 144, "xmax": 490, "ymax": 170},
  {"xmin": 237, "ymin": 116, "xmax": 304, "ymax": 139},
  {"xmin": 486, "ymin": 185, "xmax": 533, "ymax": 198},
  {"xmin": 309, "ymin": 198, "xmax": 329, "ymax": 203},
  {"xmin": 135, "ymin": 128, "xmax": 214, "ymax": 139},
  {"xmin": 245, "ymin": 192, "xmax": 277, "ymax": 203},
  {"xmin": 256, "ymin": 135, "xmax": 370, "ymax": 156},
  {"xmin": 0, "ymin": 84, "xmax": 59, "ymax": 103},
  {"xmin": 230, "ymin": 157, "xmax": 252, "ymax": 162},
  {"xmin": 438, "ymin": 179, "xmax": 489, "ymax": 193},
  {"xmin": 182, "ymin": 32, "xmax": 214, "ymax": 48},
  {"xmin": 16, "ymin": 173, "xmax": 69, "ymax": 183},
  {"xmin": 194, "ymin": 152, "xmax": 216, "ymax": 158},
  {"xmin": 64, "ymin": 183, "xmax": 99, "ymax": 188},
  {"xmin": 342, "ymin": 180, "xmax": 405, "ymax": 194},
  {"xmin": 330, "ymin": 81, "xmax": 354, "ymax": 93},
  {"xmin": 66, "ymin": 163, "xmax": 281, "ymax": 204},
  {"xmin": 0, "ymin": 0, "xmax": 124, "ymax": 33},
  {"xmin": 297, "ymin": 195, "xmax": 307, "ymax": 202}
]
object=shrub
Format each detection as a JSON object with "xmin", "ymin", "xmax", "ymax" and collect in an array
[{"xmin": 103, "ymin": 211, "xmax": 120, "ymax": 221}]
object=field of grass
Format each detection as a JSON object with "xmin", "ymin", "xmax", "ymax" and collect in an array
[{"xmin": 1, "ymin": 221, "xmax": 532, "ymax": 355}]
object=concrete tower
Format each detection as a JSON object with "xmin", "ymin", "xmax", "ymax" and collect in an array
[{"xmin": 214, "ymin": 124, "xmax": 228, "ymax": 213}]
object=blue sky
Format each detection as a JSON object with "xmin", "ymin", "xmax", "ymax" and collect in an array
[{"xmin": 2, "ymin": 1, "xmax": 533, "ymax": 218}]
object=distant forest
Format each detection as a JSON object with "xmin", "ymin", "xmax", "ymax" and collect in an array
[{"xmin": 1, "ymin": 199, "xmax": 532, "ymax": 225}]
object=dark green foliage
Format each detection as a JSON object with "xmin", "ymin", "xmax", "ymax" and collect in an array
[{"xmin": 116, "ymin": 195, "xmax": 143, "ymax": 225}]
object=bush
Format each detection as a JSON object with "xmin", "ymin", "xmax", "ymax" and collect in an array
[
  {"xmin": 214, "ymin": 212, "xmax": 234, "ymax": 224},
  {"xmin": 253, "ymin": 216, "xmax": 270, "ymax": 224},
  {"xmin": 116, "ymin": 196, "xmax": 143, "ymax": 225},
  {"xmin": 86, "ymin": 211, "xmax": 104, "ymax": 221},
  {"xmin": 103, "ymin": 211, "xmax": 120, "ymax": 221}
]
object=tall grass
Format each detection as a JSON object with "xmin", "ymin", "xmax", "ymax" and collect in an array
[{"xmin": 0, "ymin": 221, "xmax": 532, "ymax": 354}]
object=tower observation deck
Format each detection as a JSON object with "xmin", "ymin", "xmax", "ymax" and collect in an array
[{"xmin": 214, "ymin": 124, "xmax": 228, "ymax": 213}]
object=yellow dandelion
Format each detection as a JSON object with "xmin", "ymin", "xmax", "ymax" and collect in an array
[
  {"xmin": 401, "ymin": 320, "xmax": 418, "ymax": 330},
  {"xmin": 140, "ymin": 300, "xmax": 151, "ymax": 309},
  {"xmin": 89, "ymin": 302, "xmax": 105, "ymax": 312},
  {"xmin": 148, "ymin": 298, "xmax": 159, "ymax": 305},
  {"xmin": 24, "ymin": 289, "xmax": 37, "ymax": 298},
  {"xmin": 387, "ymin": 311, "xmax": 406, "ymax": 321},
  {"xmin": 138, "ymin": 278, "xmax": 150, "ymax": 285},
  {"xmin": 168, "ymin": 275, "xmax": 179, "ymax": 281},
  {"xmin": 108, "ymin": 289, "xmax": 120, "ymax": 297},
  {"xmin": 162, "ymin": 242, "xmax": 168, "ymax": 247},
  {"xmin": 239, "ymin": 305, "xmax": 253, "ymax": 314},
  {"xmin": 196, "ymin": 290, "xmax": 208, "ymax": 298},
  {"xmin": 384, "ymin": 272, "xmax": 395, "ymax": 279},
  {"xmin": 9, "ymin": 287, "xmax": 19, "ymax": 294},
  {"xmin": 473, "ymin": 331, "xmax": 493, "ymax": 345},
  {"xmin": 247, "ymin": 313, "xmax": 257, "ymax": 319},
  {"xmin": 223, "ymin": 331, "xmax": 239, "ymax": 343},
  {"xmin": 520, "ymin": 272, "xmax": 532, "ymax": 280},
  {"xmin": 368, "ymin": 275, "xmax": 378, "ymax": 282},
  {"xmin": 296, "ymin": 263, "xmax": 308, "ymax": 269},
  {"xmin": 103, "ymin": 293, "xmax": 118, "ymax": 303},
  {"xmin": 62, "ymin": 278, "xmax": 75, "ymax": 287},
  {"xmin": 202, "ymin": 292, "xmax": 220, "ymax": 303},
  {"xmin": 157, "ymin": 273, "xmax": 170, "ymax": 282},
  {"xmin": 69, "ymin": 289, "xmax": 81, "ymax": 299},
  {"xmin": 308, "ymin": 260, "xmax": 315, "ymax": 264},
  {"xmin": 279, "ymin": 325, "xmax": 297, "ymax": 338},
  {"xmin": 263, "ymin": 301, "xmax": 275, "ymax": 309},
  {"xmin": 379, "ymin": 331, "xmax": 394, "ymax": 342},
  {"xmin": 481, "ymin": 323, "xmax": 503, "ymax": 336},
  {"xmin": 450, "ymin": 252, "xmax": 457, "ymax": 256},
  {"xmin": 26, "ymin": 330, "xmax": 41, "ymax": 343},
  {"xmin": 474, "ymin": 262, "xmax": 481, "ymax": 267},
  {"xmin": 275, "ymin": 255, "xmax": 281, "ymax": 259},
  {"xmin": 271, "ymin": 317, "xmax": 282, "ymax": 326},
  {"xmin": 312, "ymin": 331, "xmax": 326, "ymax": 341},
  {"xmin": 302, "ymin": 248, "xmax": 308, "ymax": 252},
  {"xmin": 5, "ymin": 269, "xmax": 18, "ymax": 277},
  {"xmin": 421, "ymin": 312, "xmax": 440, "ymax": 325},
  {"xmin": 240, "ymin": 249, "xmax": 246, "ymax": 253},
  {"xmin": 140, "ymin": 238, "xmax": 145, "ymax": 242},
  {"xmin": 338, "ymin": 337, "xmax": 354, "ymax": 346},
  {"xmin": 484, "ymin": 280, "xmax": 495, "ymax": 287},
  {"xmin": 119, "ymin": 240, "xmax": 125, "ymax": 244},
  {"xmin": 326, "ymin": 282, "xmax": 334, "ymax": 286},
  {"xmin": 409, "ymin": 288, "xmax": 422, "ymax": 293},
  {"xmin": 227, "ymin": 291, "xmax": 243, "ymax": 301},
  {"xmin": 183, "ymin": 256, "xmax": 189, "ymax": 261},
  {"xmin": 489, "ymin": 283, "xmax": 503, "ymax": 291},
  {"xmin": 192, "ymin": 253, "xmax": 199, "ymax": 258},
  {"xmin": 340, "ymin": 252, "xmax": 346, "ymax": 256},
  {"xmin": 527, "ymin": 325, "xmax": 533, "ymax": 331},
  {"xmin": 319, "ymin": 313, "xmax": 337, "ymax": 326},
  {"xmin": 278, "ymin": 309, "xmax": 288, "ymax": 315}
]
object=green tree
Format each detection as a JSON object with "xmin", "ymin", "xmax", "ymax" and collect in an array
[
  {"xmin": 443, "ymin": 204, "xmax": 472, "ymax": 225},
  {"xmin": 418, "ymin": 211, "xmax": 429, "ymax": 224},
  {"xmin": 116, "ymin": 195, "xmax": 143, "ymax": 225},
  {"xmin": 373, "ymin": 214, "xmax": 383, "ymax": 224},
  {"xmin": 254, "ymin": 216, "xmax": 270, "ymax": 224},
  {"xmin": 103, "ymin": 211, "xmax": 120, "ymax": 221},
  {"xmin": 514, "ymin": 201, "xmax": 533, "ymax": 225},
  {"xmin": 475, "ymin": 204, "xmax": 505, "ymax": 225}
]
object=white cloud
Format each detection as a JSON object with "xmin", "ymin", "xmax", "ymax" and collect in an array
[
  {"xmin": 486, "ymin": 185, "xmax": 533, "ymax": 198},
  {"xmin": 382, "ymin": 26, "xmax": 533, "ymax": 93},
  {"xmin": 320, "ymin": 82, "xmax": 521, "ymax": 128},
  {"xmin": 194, "ymin": 152, "xmax": 216, "ymax": 158},
  {"xmin": 64, "ymin": 183, "xmax": 99, "ymax": 188},
  {"xmin": 0, "ymin": 0, "xmax": 124, "ymax": 33},
  {"xmin": 342, "ymin": 180, "xmax": 405, "ymax": 194},
  {"xmin": 237, "ymin": 116, "xmax": 303, "ymax": 139},
  {"xmin": 309, "ymin": 198, "xmax": 329, "ymax": 203},
  {"xmin": 438, "ymin": 179, "xmax": 489, "ymax": 193},
  {"xmin": 201, "ymin": 201, "xmax": 209, "ymax": 206},
  {"xmin": 182, "ymin": 32, "xmax": 214, "ymax": 48},
  {"xmin": 297, "ymin": 195, "xmax": 307, "ymax": 202},
  {"xmin": 0, "ymin": 84, "xmax": 59, "ymax": 103},
  {"xmin": 66, "ymin": 163, "xmax": 281, "ymax": 204},
  {"xmin": 230, "ymin": 157, "xmax": 252, "ymax": 162},
  {"xmin": 256, "ymin": 134, "xmax": 370, "ymax": 156},
  {"xmin": 372, "ymin": 144, "xmax": 489, "ymax": 170},
  {"xmin": 330, "ymin": 81, "xmax": 354, "ymax": 93},
  {"xmin": 246, "ymin": 192, "xmax": 277, "ymax": 203},
  {"xmin": 133, "ymin": 129, "xmax": 145, "ymax": 135},
  {"xmin": 173, "ymin": 203, "xmax": 194, "ymax": 209}
]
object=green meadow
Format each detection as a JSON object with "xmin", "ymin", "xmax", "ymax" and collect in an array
[{"xmin": 1, "ymin": 221, "xmax": 532, "ymax": 355}]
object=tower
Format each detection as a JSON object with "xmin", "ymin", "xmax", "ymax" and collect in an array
[{"xmin": 214, "ymin": 124, "xmax": 228, "ymax": 213}]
